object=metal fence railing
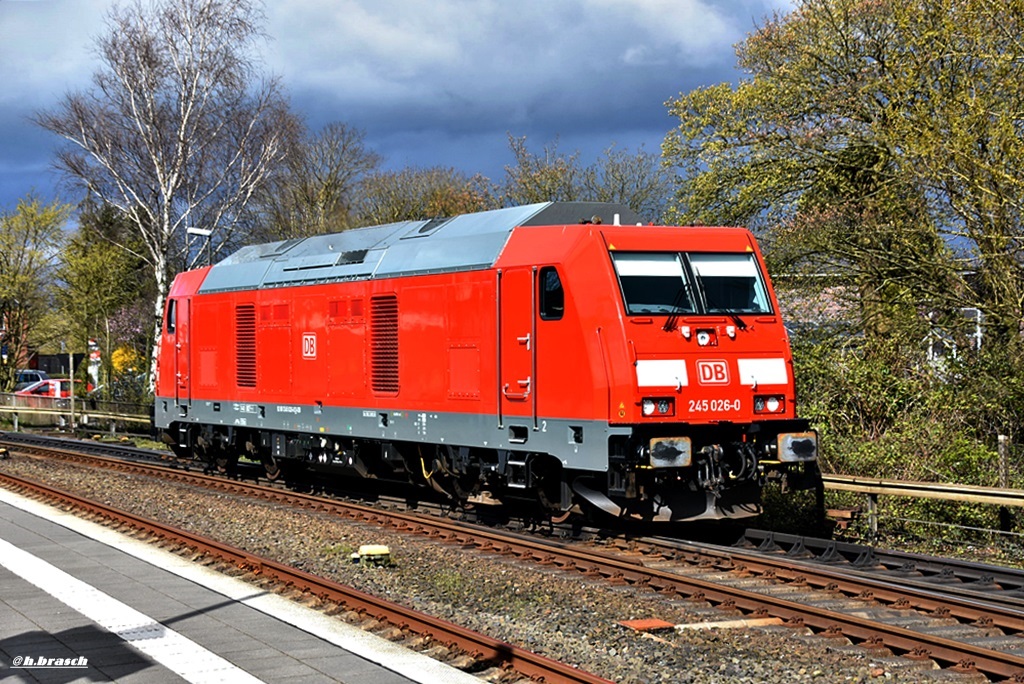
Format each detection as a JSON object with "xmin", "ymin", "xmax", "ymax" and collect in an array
[
  {"xmin": 823, "ymin": 474, "xmax": 1024, "ymax": 539},
  {"xmin": 0, "ymin": 392, "xmax": 151, "ymax": 434}
]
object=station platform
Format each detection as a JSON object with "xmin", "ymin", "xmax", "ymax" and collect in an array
[{"xmin": 0, "ymin": 487, "xmax": 481, "ymax": 684}]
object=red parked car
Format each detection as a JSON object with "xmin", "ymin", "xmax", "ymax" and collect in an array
[{"xmin": 15, "ymin": 379, "xmax": 80, "ymax": 398}]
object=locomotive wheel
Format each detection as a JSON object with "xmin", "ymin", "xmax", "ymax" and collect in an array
[
  {"xmin": 214, "ymin": 452, "xmax": 239, "ymax": 475},
  {"xmin": 536, "ymin": 481, "xmax": 576, "ymax": 522},
  {"xmin": 419, "ymin": 447, "xmax": 476, "ymax": 505},
  {"xmin": 264, "ymin": 461, "xmax": 281, "ymax": 481}
]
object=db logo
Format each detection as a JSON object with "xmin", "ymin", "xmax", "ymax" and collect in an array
[
  {"xmin": 696, "ymin": 360, "xmax": 729, "ymax": 385},
  {"xmin": 302, "ymin": 333, "xmax": 317, "ymax": 359}
]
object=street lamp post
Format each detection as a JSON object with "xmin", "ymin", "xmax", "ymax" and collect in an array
[
  {"xmin": 69, "ymin": 346, "xmax": 75, "ymax": 431},
  {"xmin": 60, "ymin": 341, "xmax": 74, "ymax": 431},
  {"xmin": 186, "ymin": 227, "xmax": 213, "ymax": 267}
]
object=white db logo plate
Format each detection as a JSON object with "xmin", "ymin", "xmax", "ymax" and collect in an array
[
  {"xmin": 302, "ymin": 333, "xmax": 317, "ymax": 359},
  {"xmin": 696, "ymin": 360, "xmax": 729, "ymax": 385}
]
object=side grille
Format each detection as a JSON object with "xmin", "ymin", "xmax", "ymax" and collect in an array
[
  {"xmin": 370, "ymin": 295, "xmax": 399, "ymax": 394},
  {"xmin": 236, "ymin": 304, "xmax": 257, "ymax": 388}
]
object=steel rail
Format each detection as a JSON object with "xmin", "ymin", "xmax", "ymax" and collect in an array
[
  {"xmin": 0, "ymin": 470, "xmax": 612, "ymax": 684},
  {"xmin": 8, "ymin": 438, "xmax": 1024, "ymax": 680},
  {"xmin": 638, "ymin": 535, "xmax": 1024, "ymax": 634},
  {"xmin": 400, "ymin": 524, "xmax": 1024, "ymax": 680},
  {"xmin": 735, "ymin": 529, "xmax": 1024, "ymax": 604}
]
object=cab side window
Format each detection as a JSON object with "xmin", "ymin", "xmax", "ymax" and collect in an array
[
  {"xmin": 539, "ymin": 267, "xmax": 564, "ymax": 320},
  {"xmin": 166, "ymin": 299, "xmax": 176, "ymax": 334}
]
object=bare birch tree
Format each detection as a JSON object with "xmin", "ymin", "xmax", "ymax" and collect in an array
[{"xmin": 35, "ymin": 0, "xmax": 294, "ymax": 389}]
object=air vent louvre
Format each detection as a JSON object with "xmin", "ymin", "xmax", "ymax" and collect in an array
[
  {"xmin": 236, "ymin": 304, "xmax": 257, "ymax": 388},
  {"xmin": 370, "ymin": 295, "xmax": 399, "ymax": 394}
]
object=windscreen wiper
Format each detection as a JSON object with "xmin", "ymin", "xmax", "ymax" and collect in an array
[
  {"xmin": 662, "ymin": 287, "xmax": 692, "ymax": 332},
  {"xmin": 703, "ymin": 295, "xmax": 748, "ymax": 330}
]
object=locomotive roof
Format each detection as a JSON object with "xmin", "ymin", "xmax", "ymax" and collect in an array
[{"xmin": 198, "ymin": 201, "xmax": 642, "ymax": 293}]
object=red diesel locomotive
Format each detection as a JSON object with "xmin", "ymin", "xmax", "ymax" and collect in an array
[{"xmin": 154, "ymin": 202, "xmax": 818, "ymax": 522}]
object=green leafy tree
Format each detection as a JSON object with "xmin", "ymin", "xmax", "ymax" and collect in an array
[
  {"xmin": 56, "ymin": 204, "xmax": 151, "ymax": 397},
  {"xmin": 663, "ymin": 0, "xmax": 1024, "ymax": 349},
  {"xmin": 663, "ymin": 0, "xmax": 1024, "ymax": 505},
  {"xmin": 0, "ymin": 196, "xmax": 70, "ymax": 390},
  {"xmin": 881, "ymin": 0, "xmax": 1024, "ymax": 353}
]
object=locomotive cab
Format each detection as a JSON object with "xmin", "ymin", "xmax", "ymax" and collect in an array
[
  {"xmin": 598, "ymin": 233, "xmax": 817, "ymax": 520},
  {"xmin": 496, "ymin": 217, "xmax": 819, "ymax": 522}
]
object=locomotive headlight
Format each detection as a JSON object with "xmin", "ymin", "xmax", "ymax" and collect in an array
[
  {"xmin": 642, "ymin": 398, "xmax": 674, "ymax": 417},
  {"xmin": 754, "ymin": 395, "xmax": 785, "ymax": 414},
  {"xmin": 696, "ymin": 331, "xmax": 711, "ymax": 346}
]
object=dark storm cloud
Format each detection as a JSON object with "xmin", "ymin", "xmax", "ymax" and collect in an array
[
  {"xmin": 0, "ymin": 0, "xmax": 792, "ymax": 207},
  {"xmin": 266, "ymin": 0, "xmax": 790, "ymax": 177}
]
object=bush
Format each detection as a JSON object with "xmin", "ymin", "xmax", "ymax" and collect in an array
[{"xmin": 791, "ymin": 332, "xmax": 1024, "ymax": 540}]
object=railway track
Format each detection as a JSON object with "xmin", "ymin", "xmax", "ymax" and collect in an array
[
  {"xmin": 735, "ymin": 530, "xmax": 1024, "ymax": 608},
  {"xmin": 0, "ymin": 467, "xmax": 609, "ymax": 684},
  {"xmin": 4, "ymin": 433, "xmax": 1024, "ymax": 680}
]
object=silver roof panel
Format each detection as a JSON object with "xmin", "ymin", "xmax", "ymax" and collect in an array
[{"xmin": 198, "ymin": 202, "xmax": 641, "ymax": 293}]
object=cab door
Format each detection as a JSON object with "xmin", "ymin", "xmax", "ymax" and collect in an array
[
  {"xmin": 173, "ymin": 297, "xmax": 191, "ymax": 408},
  {"xmin": 498, "ymin": 267, "xmax": 536, "ymax": 428}
]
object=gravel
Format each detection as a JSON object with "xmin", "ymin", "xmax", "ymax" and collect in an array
[{"xmin": 2, "ymin": 456, "xmax": 983, "ymax": 683}]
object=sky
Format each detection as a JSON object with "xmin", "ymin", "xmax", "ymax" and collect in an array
[{"xmin": 0, "ymin": 0, "xmax": 791, "ymax": 214}]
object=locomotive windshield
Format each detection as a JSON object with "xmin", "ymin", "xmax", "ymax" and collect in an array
[{"xmin": 611, "ymin": 251, "xmax": 772, "ymax": 316}]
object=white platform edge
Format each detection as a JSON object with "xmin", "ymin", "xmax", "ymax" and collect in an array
[{"xmin": 0, "ymin": 486, "xmax": 482, "ymax": 684}]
